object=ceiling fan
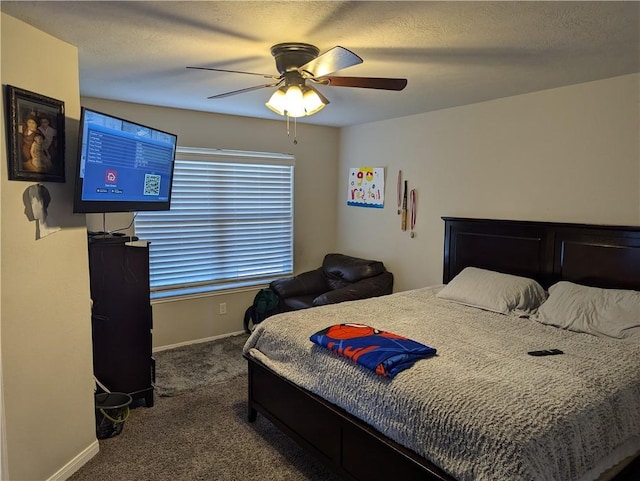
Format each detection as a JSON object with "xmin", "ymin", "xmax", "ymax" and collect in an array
[{"xmin": 187, "ymin": 42, "xmax": 408, "ymax": 118}]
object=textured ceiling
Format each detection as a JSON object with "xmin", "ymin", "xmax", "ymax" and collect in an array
[{"xmin": 2, "ymin": 1, "xmax": 639, "ymax": 127}]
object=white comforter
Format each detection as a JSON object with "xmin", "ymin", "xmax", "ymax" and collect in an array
[{"xmin": 243, "ymin": 287, "xmax": 640, "ymax": 481}]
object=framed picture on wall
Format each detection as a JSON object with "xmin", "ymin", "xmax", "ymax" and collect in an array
[{"xmin": 5, "ymin": 85, "xmax": 65, "ymax": 182}]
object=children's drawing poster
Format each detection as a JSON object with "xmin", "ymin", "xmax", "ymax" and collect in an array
[{"xmin": 347, "ymin": 167, "xmax": 385, "ymax": 208}]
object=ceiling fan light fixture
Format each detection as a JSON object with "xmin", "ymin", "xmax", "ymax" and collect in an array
[
  {"xmin": 302, "ymin": 87, "xmax": 327, "ymax": 116},
  {"xmin": 265, "ymin": 87, "xmax": 287, "ymax": 115},
  {"xmin": 283, "ymin": 85, "xmax": 305, "ymax": 117},
  {"xmin": 265, "ymin": 85, "xmax": 328, "ymax": 117}
]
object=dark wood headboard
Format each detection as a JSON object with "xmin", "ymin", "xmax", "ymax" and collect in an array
[{"xmin": 442, "ymin": 217, "xmax": 640, "ymax": 291}]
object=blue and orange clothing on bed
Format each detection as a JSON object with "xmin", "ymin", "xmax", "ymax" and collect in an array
[{"xmin": 310, "ymin": 323, "xmax": 437, "ymax": 378}]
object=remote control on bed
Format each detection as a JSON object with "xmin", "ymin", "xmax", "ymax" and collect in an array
[{"xmin": 527, "ymin": 349, "xmax": 564, "ymax": 356}]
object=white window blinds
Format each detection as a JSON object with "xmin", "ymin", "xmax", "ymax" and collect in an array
[{"xmin": 134, "ymin": 147, "xmax": 294, "ymax": 299}]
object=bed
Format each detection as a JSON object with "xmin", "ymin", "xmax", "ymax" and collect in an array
[{"xmin": 243, "ymin": 217, "xmax": 640, "ymax": 481}]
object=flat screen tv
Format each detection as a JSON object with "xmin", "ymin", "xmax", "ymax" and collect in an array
[{"xmin": 73, "ymin": 107, "xmax": 177, "ymax": 213}]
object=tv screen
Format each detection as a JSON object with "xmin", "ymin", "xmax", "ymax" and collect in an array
[{"xmin": 73, "ymin": 107, "xmax": 177, "ymax": 213}]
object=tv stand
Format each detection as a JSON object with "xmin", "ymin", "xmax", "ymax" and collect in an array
[{"xmin": 88, "ymin": 235, "xmax": 154, "ymax": 407}]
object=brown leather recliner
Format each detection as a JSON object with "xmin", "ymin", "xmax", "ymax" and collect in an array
[{"xmin": 270, "ymin": 253, "xmax": 394, "ymax": 312}]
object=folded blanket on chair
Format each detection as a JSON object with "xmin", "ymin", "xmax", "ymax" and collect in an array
[{"xmin": 310, "ymin": 323, "xmax": 437, "ymax": 378}]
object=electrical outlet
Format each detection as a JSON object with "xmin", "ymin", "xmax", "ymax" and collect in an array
[{"xmin": 219, "ymin": 302, "xmax": 227, "ymax": 315}]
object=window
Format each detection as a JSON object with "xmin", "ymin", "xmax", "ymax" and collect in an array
[{"xmin": 134, "ymin": 147, "xmax": 294, "ymax": 299}]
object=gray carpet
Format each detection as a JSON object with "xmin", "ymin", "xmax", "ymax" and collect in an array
[
  {"xmin": 70, "ymin": 335, "xmax": 339, "ymax": 481},
  {"xmin": 153, "ymin": 334, "xmax": 249, "ymax": 397}
]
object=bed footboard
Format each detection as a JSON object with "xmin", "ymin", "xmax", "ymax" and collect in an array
[{"xmin": 245, "ymin": 354, "xmax": 455, "ymax": 481}]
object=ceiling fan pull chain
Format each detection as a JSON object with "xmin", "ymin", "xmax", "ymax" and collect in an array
[{"xmin": 284, "ymin": 114, "xmax": 298, "ymax": 144}]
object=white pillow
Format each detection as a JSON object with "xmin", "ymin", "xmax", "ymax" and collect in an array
[
  {"xmin": 533, "ymin": 281, "xmax": 640, "ymax": 340},
  {"xmin": 436, "ymin": 267, "xmax": 547, "ymax": 315}
]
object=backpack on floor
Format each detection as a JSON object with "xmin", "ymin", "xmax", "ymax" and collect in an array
[{"xmin": 243, "ymin": 288, "xmax": 280, "ymax": 333}]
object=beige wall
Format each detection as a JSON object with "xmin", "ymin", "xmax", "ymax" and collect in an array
[
  {"xmin": 78, "ymin": 98, "xmax": 340, "ymax": 348},
  {"xmin": 338, "ymin": 74, "xmax": 640, "ymax": 292},
  {"xmin": 1, "ymin": 13, "xmax": 97, "ymax": 480}
]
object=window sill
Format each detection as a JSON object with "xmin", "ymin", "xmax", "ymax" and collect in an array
[{"xmin": 150, "ymin": 278, "xmax": 282, "ymax": 304}]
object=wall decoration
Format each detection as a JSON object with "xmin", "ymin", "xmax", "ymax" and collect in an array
[
  {"xmin": 347, "ymin": 167, "xmax": 385, "ymax": 208},
  {"xmin": 5, "ymin": 85, "xmax": 65, "ymax": 182},
  {"xmin": 23, "ymin": 184, "xmax": 60, "ymax": 240},
  {"xmin": 401, "ymin": 180, "xmax": 408, "ymax": 230},
  {"xmin": 396, "ymin": 170, "xmax": 402, "ymax": 215},
  {"xmin": 409, "ymin": 188, "xmax": 417, "ymax": 238}
]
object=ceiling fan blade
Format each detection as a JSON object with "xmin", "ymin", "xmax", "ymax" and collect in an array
[
  {"xmin": 299, "ymin": 46, "xmax": 363, "ymax": 77},
  {"xmin": 315, "ymin": 76, "xmax": 407, "ymax": 91},
  {"xmin": 207, "ymin": 81, "xmax": 282, "ymax": 99},
  {"xmin": 187, "ymin": 66, "xmax": 278, "ymax": 79}
]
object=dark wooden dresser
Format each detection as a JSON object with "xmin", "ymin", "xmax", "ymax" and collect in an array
[{"xmin": 88, "ymin": 235, "xmax": 154, "ymax": 407}]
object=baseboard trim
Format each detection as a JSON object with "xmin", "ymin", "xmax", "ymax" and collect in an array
[
  {"xmin": 153, "ymin": 330, "xmax": 247, "ymax": 353},
  {"xmin": 48, "ymin": 439, "xmax": 99, "ymax": 481}
]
